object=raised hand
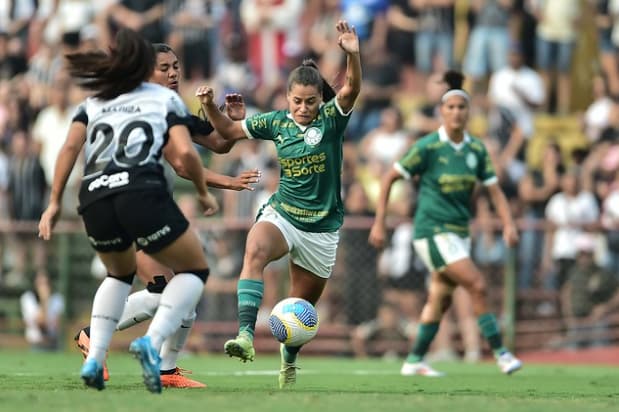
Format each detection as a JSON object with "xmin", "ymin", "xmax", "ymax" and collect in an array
[
  {"xmin": 336, "ymin": 20, "xmax": 359, "ymax": 55},
  {"xmin": 195, "ymin": 86, "xmax": 215, "ymax": 106},
  {"xmin": 225, "ymin": 93, "xmax": 246, "ymax": 121}
]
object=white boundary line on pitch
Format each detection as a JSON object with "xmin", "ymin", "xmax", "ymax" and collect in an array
[{"xmin": 12, "ymin": 369, "xmax": 401, "ymax": 377}]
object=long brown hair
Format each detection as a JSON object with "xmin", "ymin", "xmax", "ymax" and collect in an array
[{"xmin": 65, "ymin": 29, "xmax": 155, "ymax": 100}]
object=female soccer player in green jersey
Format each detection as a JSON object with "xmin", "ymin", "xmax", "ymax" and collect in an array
[
  {"xmin": 196, "ymin": 19, "xmax": 361, "ymax": 388},
  {"xmin": 369, "ymin": 71, "xmax": 523, "ymax": 377}
]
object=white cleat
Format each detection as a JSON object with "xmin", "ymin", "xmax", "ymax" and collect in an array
[
  {"xmin": 497, "ymin": 352, "xmax": 523, "ymax": 375},
  {"xmin": 400, "ymin": 361, "xmax": 445, "ymax": 377}
]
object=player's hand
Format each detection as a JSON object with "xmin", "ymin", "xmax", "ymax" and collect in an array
[
  {"xmin": 336, "ymin": 20, "xmax": 359, "ymax": 55},
  {"xmin": 38, "ymin": 202, "xmax": 61, "ymax": 241},
  {"xmin": 225, "ymin": 93, "xmax": 246, "ymax": 121},
  {"xmin": 197, "ymin": 191, "xmax": 219, "ymax": 216},
  {"xmin": 195, "ymin": 86, "xmax": 215, "ymax": 106},
  {"xmin": 368, "ymin": 222, "xmax": 387, "ymax": 249},
  {"xmin": 503, "ymin": 222, "xmax": 519, "ymax": 247},
  {"xmin": 229, "ymin": 169, "xmax": 261, "ymax": 191}
]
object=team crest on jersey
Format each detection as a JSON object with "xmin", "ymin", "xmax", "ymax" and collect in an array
[
  {"xmin": 466, "ymin": 152, "xmax": 478, "ymax": 170},
  {"xmin": 304, "ymin": 127, "xmax": 323, "ymax": 146}
]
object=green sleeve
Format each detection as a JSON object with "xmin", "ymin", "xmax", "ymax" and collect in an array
[
  {"xmin": 322, "ymin": 98, "xmax": 351, "ymax": 137},
  {"xmin": 477, "ymin": 142, "xmax": 497, "ymax": 183},
  {"xmin": 396, "ymin": 141, "xmax": 428, "ymax": 179},
  {"xmin": 243, "ymin": 111, "xmax": 278, "ymax": 141}
]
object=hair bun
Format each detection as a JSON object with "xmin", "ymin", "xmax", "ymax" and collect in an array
[
  {"xmin": 302, "ymin": 59, "xmax": 319, "ymax": 70},
  {"xmin": 443, "ymin": 70, "xmax": 464, "ymax": 90}
]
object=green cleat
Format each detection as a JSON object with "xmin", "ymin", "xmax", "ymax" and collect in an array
[
  {"xmin": 224, "ymin": 332, "xmax": 255, "ymax": 362},
  {"xmin": 278, "ymin": 344, "xmax": 299, "ymax": 389}
]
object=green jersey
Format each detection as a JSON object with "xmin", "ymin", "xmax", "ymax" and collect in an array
[
  {"xmin": 242, "ymin": 98, "xmax": 351, "ymax": 232},
  {"xmin": 396, "ymin": 126, "xmax": 497, "ymax": 238}
]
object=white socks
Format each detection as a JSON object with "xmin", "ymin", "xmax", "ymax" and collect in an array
[
  {"xmin": 145, "ymin": 273, "xmax": 204, "ymax": 351},
  {"xmin": 159, "ymin": 310, "xmax": 196, "ymax": 371},
  {"xmin": 87, "ymin": 277, "xmax": 132, "ymax": 364},
  {"xmin": 116, "ymin": 289, "xmax": 161, "ymax": 331}
]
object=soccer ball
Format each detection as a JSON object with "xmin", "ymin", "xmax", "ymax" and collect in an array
[{"xmin": 268, "ymin": 297, "xmax": 319, "ymax": 346}]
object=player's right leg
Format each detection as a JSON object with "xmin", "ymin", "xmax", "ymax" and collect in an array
[
  {"xmin": 79, "ymin": 197, "xmax": 137, "ymax": 390},
  {"xmin": 224, "ymin": 217, "xmax": 289, "ymax": 362},
  {"xmin": 125, "ymin": 208, "xmax": 209, "ymax": 393}
]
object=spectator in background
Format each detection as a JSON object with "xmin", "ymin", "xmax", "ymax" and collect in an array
[
  {"xmin": 346, "ymin": 47, "xmax": 400, "ymax": 141},
  {"xmin": 31, "ymin": 71, "xmax": 81, "ymax": 219},
  {"xmin": 358, "ymin": 107, "xmax": 411, "ymax": 173},
  {"xmin": 164, "ymin": 0, "xmax": 221, "ymax": 80},
  {"xmin": 463, "ymin": 0, "xmax": 513, "ymax": 100},
  {"xmin": 592, "ymin": 0, "xmax": 619, "ymax": 96},
  {"xmin": 341, "ymin": 0, "xmax": 389, "ymax": 51},
  {"xmin": 560, "ymin": 233, "xmax": 619, "ymax": 348},
  {"xmin": 583, "ymin": 73, "xmax": 614, "ymax": 145},
  {"xmin": 528, "ymin": 0, "xmax": 580, "ymax": 114},
  {"xmin": 109, "ymin": 0, "xmax": 166, "ymax": 43},
  {"xmin": 516, "ymin": 141, "xmax": 562, "ymax": 289},
  {"xmin": 487, "ymin": 42, "xmax": 544, "ymax": 193},
  {"xmin": 413, "ymin": 0, "xmax": 455, "ymax": 80},
  {"xmin": 240, "ymin": 0, "xmax": 304, "ymax": 91},
  {"xmin": 408, "ymin": 71, "xmax": 447, "ymax": 137},
  {"xmin": 20, "ymin": 271, "xmax": 65, "ymax": 350},
  {"xmin": 5, "ymin": 131, "xmax": 47, "ymax": 288},
  {"xmin": 542, "ymin": 168, "xmax": 600, "ymax": 297},
  {"xmin": 307, "ymin": 0, "xmax": 342, "ymax": 84}
]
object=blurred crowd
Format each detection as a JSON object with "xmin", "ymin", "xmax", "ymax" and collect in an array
[{"xmin": 1, "ymin": 0, "xmax": 619, "ymax": 353}]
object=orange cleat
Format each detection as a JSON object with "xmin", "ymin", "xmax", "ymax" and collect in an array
[
  {"xmin": 160, "ymin": 367, "xmax": 207, "ymax": 388},
  {"xmin": 74, "ymin": 327, "xmax": 110, "ymax": 381}
]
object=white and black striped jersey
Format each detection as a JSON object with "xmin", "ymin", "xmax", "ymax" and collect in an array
[{"xmin": 72, "ymin": 82, "xmax": 191, "ymax": 211}]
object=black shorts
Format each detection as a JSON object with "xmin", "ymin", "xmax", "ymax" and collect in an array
[{"xmin": 80, "ymin": 190, "xmax": 189, "ymax": 254}]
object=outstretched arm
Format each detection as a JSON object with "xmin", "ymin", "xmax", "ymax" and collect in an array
[
  {"xmin": 335, "ymin": 20, "xmax": 362, "ymax": 113},
  {"xmin": 191, "ymin": 93, "xmax": 247, "ymax": 153},
  {"xmin": 205, "ymin": 168, "xmax": 261, "ymax": 191},
  {"xmin": 195, "ymin": 87, "xmax": 247, "ymax": 142},
  {"xmin": 368, "ymin": 167, "xmax": 404, "ymax": 249},
  {"xmin": 38, "ymin": 122, "xmax": 86, "ymax": 240}
]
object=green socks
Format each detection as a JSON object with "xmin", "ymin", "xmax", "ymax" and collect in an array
[
  {"xmin": 477, "ymin": 313, "xmax": 506, "ymax": 356},
  {"xmin": 283, "ymin": 345, "xmax": 300, "ymax": 364},
  {"xmin": 406, "ymin": 322, "xmax": 440, "ymax": 363},
  {"xmin": 237, "ymin": 279, "xmax": 264, "ymax": 339}
]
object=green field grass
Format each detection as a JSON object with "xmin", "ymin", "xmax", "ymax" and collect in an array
[{"xmin": 0, "ymin": 350, "xmax": 617, "ymax": 412}]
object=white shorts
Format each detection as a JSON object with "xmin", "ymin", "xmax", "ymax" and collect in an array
[
  {"xmin": 257, "ymin": 205, "xmax": 339, "ymax": 278},
  {"xmin": 413, "ymin": 232, "xmax": 471, "ymax": 273}
]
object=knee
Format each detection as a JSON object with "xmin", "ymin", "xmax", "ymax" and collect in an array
[
  {"xmin": 244, "ymin": 241, "xmax": 271, "ymax": 267},
  {"xmin": 468, "ymin": 278, "xmax": 487, "ymax": 300}
]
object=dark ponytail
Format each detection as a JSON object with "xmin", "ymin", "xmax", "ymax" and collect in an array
[
  {"xmin": 66, "ymin": 29, "xmax": 155, "ymax": 100},
  {"xmin": 287, "ymin": 59, "xmax": 337, "ymax": 102},
  {"xmin": 442, "ymin": 70, "xmax": 465, "ymax": 91}
]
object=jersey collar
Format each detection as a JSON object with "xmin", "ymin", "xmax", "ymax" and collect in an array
[
  {"xmin": 438, "ymin": 126, "xmax": 471, "ymax": 151},
  {"xmin": 286, "ymin": 113, "xmax": 309, "ymax": 131}
]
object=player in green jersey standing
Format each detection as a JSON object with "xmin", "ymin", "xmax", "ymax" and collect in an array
[
  {"xmin": 195, "ymin": 20, "xmax": 361, "ymax": 388},
  {"xmin": 369, "ymin": 71, "xmax": 522, "ymax": 377}
]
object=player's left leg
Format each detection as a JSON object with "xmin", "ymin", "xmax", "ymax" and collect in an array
[
  {"xmin": 443, "ymin": 257, "xmax": 522, "ymax": 374},
  {"xmin": 277, "ymin": 226, "xmax": 336, "ymax": 388},
  {"xmin": 159, "ymin": 309, "xmax": 206, "ymax": 388}
]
